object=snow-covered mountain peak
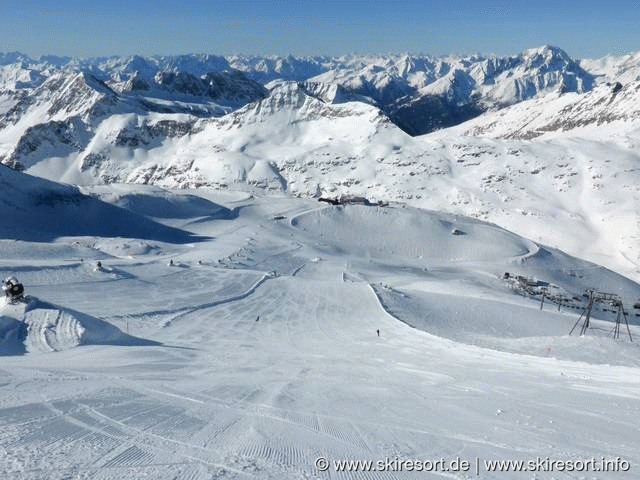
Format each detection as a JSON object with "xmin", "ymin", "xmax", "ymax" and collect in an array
[
  {"xmin": 212, "ymin": 80, "xmax": 385, "ymax": 132},
  {"xmin": 207, "ymin": 81, "xmax": 313, "ymax": 129},
  {"xmin": 582, "ymin": 51, "xmax": 640, "ymax": 85},
  {"xmin": 0, "ymin": 63, "xmax": 47, "ymax": 90},
  {"xmin": 480, "ymin": 45, "xmax": 592, "ymax": 104},
  {"xmin": 521, "ymin": 44, "xmax": 572, "ymax": 64}
]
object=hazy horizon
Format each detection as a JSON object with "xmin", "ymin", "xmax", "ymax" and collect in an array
[{"xmin": 1, "ymin": 0, "xmax": 638, "ymax": 60}]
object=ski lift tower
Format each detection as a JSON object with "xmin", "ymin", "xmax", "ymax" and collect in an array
[{"xmin": 569, "ymin": 289, "xmax": 633, "ymax": 341}]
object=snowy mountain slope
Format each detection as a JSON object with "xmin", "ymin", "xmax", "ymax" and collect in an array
[
  {"xmin": 232, "ymin": 46, "xmax": 593, "ymax": 122},
  {"xmin": 59, "ymin": 81, "xmax": 398, "ymax": 190},
  {"xmin": 293, "ymin": 204, "xmax": 640, "ymax": 305},
  {"xmin": 86, "ymin": 183, "xmax": 235, "ymax": 220},
  {"xmin": 0, "ymin": 164, "xmax": 201, "ymax": 243},
  {"xmin": 0, "ymin": 72, "xmax": 119, "ymax": 170},
  {"xmin": 459, "ymin": 79, "xmax": 640, "ymax": 139},
  {"xmin": 55, "ymin": 81, "xmax": 640, "ymax": 282},
  {"xmin": 582, "ymin": 51, "xmax": 640, "ymax": 84},
  {"xmin": 0, "ymin": 62, "xmax": 266, "ymax": 172},
  {"xmin": 0, "ymin": 63, "xmax": 46, "ymax": 91},
  {"xmin": 1, "ymin": 188, "xmax": 640, "ymax": 478}
]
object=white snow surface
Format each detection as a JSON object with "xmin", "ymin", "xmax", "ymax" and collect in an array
[
  {"xmin": 2, "ymin": 46, "xmax": 640, "ymax": 478},
  {"xmin": 1, "ymin": 180, "xmax": 640, "ymax": 479}
]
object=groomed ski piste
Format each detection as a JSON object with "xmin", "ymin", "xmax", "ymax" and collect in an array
[{"xmin": 1, "ymin": 176, "xmax": 640, "ymax": 479}]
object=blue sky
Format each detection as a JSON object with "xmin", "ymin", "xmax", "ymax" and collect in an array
[{"xmin": 1, "ymin": 0, "xmax": 638, "ymax": 58}]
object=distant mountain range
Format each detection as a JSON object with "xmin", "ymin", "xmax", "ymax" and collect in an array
[
  {"xmin": 0, "ymin": 45, "xmax": 601, "ymax": 136},
  {"xmin": 1, "ymin": 45, "xmax": 638, "ymax": 183}
]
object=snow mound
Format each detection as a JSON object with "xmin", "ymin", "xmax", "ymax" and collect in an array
[
  {"xmin": 293, "ymin": 204, "xmax": 534, "ymax": 263},
  {"xmin": 86, "ymin": 184, "xmax": 235, "ymax": 219},
  {"xmin": 0, "ymin": 298, "xmax": 160, "ymax": 355}
]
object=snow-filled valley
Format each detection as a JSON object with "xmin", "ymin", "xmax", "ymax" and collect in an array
[
  {"xmin": 1, "ymin": 179, "xmax": 640, "ymax": 479},
  {"xmin": 2, "ymin": 45, "xmax": 640, "ymax": 479}
]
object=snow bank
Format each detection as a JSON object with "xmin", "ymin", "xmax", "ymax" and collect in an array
[
  {"xmin": 85, "ymin": 183, "xmax": 235, "ymax": 219},
  {"xmin": 0, "ymin": 303, "xmax": 27, "ymax": 355},
  {"xmin": 0, "ymin": 165, "xmax": 203, "ymax": 243},
  {"xmin": 0, "ymin": 298, "xmax": 160, "ymax": 355}
]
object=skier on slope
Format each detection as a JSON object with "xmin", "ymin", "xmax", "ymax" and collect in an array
[{"xmin": 2, "ymin": 276, "xmax": 24, "ymax": 303}]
